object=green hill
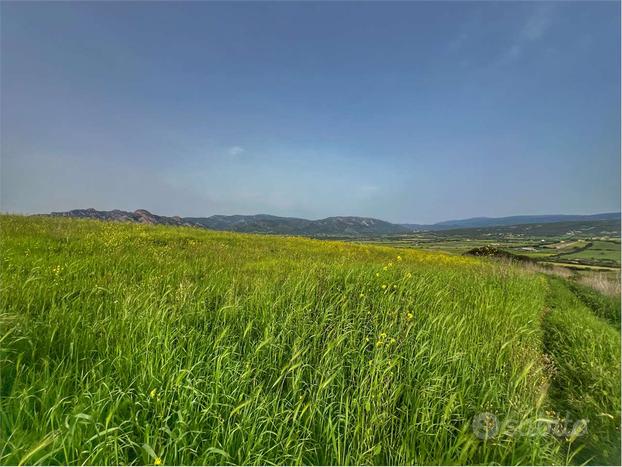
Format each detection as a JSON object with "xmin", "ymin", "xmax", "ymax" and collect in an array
[{"xmin": 0, "ymin": 215, "xmax": 619, "ymax": 465}]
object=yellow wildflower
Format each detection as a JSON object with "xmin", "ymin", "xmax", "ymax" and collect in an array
[
  {"xmin": 154, "ymin": 457, "xmax": 163, "ymax": 466},
  {"xmin": 383, "ymin": 266, "xmax": 388, "ymax": 271},
  {"xmin": 406, "ymin": 312, "xmax": 413, "ymax": 320},
  {"xmin": 150, "ymin": 388, "xmax": 157, "ymax": 398},
  {"xmin": 397, "ymin": 255, "xmax": 402, "ymax": 261},
  {"xmin": 381, "ymin": 284, "xmax": 386, "ymax": 289},
  {"xmin": 376, "ymin": 340, "xmax": 384, "ymax": 347},
  {"xmin": 379, "ymin": 332, "xmax": 387, "ymax": 339}
]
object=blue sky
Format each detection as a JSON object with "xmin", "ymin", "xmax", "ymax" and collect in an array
[{"xmin": 1, "ymin": 1, "xmax": 619, "ymax": 224}]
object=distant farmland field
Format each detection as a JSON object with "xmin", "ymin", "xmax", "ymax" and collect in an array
[
  {"xmin": 558, "ymin": 240, "xmax": 620, "ymax": 262},
  {"xmin": 0, "ymin": 216, "xmax": 619, "ymax": 465}
]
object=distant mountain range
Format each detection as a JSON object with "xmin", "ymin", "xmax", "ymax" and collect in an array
[
  {"xmin": 45, "ymin": 208, "xmax": 620, "ymax": 237},
  {"xmin": 406, "ymin": 212, "xmax": 621, "ymax": 231},
  {"xmin": 47, "ymin": 208, "xmax": 412, "ymax": 236}
]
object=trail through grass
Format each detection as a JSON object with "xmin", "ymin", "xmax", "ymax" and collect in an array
[{"xmin": 542, "ymin": 278, "xmax": 621, "ymax": 465}]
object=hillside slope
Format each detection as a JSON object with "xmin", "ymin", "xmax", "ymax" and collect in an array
[{"xmin": 1, "ymin": 215, "xmax": 618, "ymax": 465}]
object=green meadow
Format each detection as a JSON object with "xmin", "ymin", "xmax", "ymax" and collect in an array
[{"xmin": 0, "ymin": 216, "xmax": 619, "ymax": 465}]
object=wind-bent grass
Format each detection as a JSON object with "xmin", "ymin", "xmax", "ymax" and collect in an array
[{"xmin": 0, "ymin": 215, "xmax": 611, "ymax": 465}]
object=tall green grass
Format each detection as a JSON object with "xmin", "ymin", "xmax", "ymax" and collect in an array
[
  {"xmin": 543, "ymin": 279, "xmax": 621, "ymax": 465},
  {"xmin": 0, "ymin": 215, "xmax": 610, "ymax": 465}
]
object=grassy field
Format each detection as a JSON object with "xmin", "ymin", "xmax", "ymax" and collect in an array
[
  {"xmin": 0, "ymin": 216, "xmax": 619, "ymax": 465},
  {"xmin": 558, "ymin": 240, "xmax": 620, "ymax": 262}
]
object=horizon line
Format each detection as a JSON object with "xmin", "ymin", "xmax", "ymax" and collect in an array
[{"xmin": 1, "ymin": 207, "xmax": 620, "ymax": 227}]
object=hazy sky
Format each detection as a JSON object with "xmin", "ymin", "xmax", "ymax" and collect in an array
[{"xmin": 1, "ymin": 1, "xmax": 620, "ymax": 224}]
